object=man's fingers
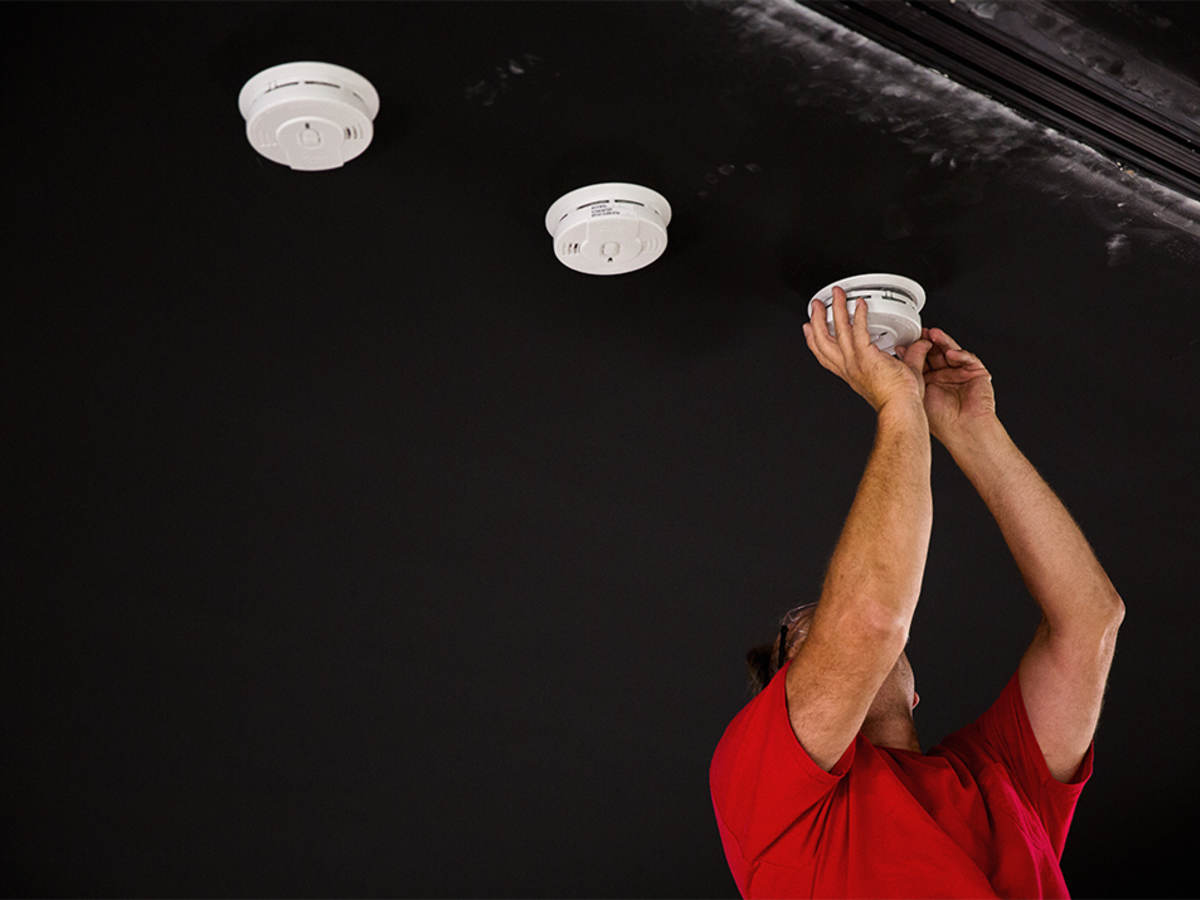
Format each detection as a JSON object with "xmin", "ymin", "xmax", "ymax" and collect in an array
[
  {"xmin": 831, "ymin": 286, "xmax": 855, "ymax": 356},
  {"xmin": 851, "ymin": 294, "xmax": 874, "ymax": 351},
  {"xmin": 921, "ymin": 327, "xmax": 960, "ymax": 370},
  {"xmin": 809, "ymin": 299, "xmax": 837, "ymax": 356},
  {"xmin": 925, "ymin": 365, "xmax": 980, "ymax": 384},
  {"xmin": 923, "ymin": 326, "xmax": 963, "ymax": 367},
  {"xmin": 928, "ymin": 327, "xmax": 962, "ymax": 351},
  {"xmin": 902, "ymin": 337, "xmax": 933, "ymax": 374},
  {"xmin": 947, "ymin": 348, "xmax": 981, "ymax": 365},
  {"xmin": 803, "ymin": 320, "xmax": 839, "ymax": 374},
  {"xmin": 802, "ymin": 321, "xmax": 816, "ymax": 355},
  {"xmin": 809, "ymin": 299, "xmax": 826, "ymax": 335}
]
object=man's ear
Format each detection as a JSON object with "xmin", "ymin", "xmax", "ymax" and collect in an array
[{"xmin": 912, "ymin": 691, "xmax": 920, "ymax": 710}]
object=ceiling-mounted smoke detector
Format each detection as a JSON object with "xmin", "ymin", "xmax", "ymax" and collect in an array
[
  {"xmin": 238, "ymin": 61, "xmax": 380, "ymax": 171},
  {"xmin": 812, "ymin": 273, "xmax": 926, "ymax": 357},
  {"xmin": 544, "ymin": 182, "xmax": 672, "ymax": 275}
]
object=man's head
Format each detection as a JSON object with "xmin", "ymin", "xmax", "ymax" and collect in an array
[{"xmin": 745, "ymin": 601, "xmax": 919, "ymax": 715}]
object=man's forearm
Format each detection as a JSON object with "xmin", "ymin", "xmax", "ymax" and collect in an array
[
  {"xmin": 821, "ymin": 398, "xmax": 933, "ymax": 631},
  {"xmin": 944, "ymin": 418, "xmax": 1124, "ymax": 631}
]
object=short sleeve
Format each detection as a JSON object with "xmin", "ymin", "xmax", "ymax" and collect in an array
[
  {"xmin": 954, "ymin": 669, "xmax": 1094, "ymax": 859},
  {"xmin": 709, "ymin": 660, "xmax": 855, "ymax": 872}
]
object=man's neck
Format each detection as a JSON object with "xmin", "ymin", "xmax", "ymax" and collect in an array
[{"xmin": 862, "ymin": 713, "xmax": 921, "ymax": 753}]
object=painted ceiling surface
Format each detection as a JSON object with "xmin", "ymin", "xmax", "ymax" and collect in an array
[{"xmin": 5, "ymin": 2, "xmax": 1197, "ymax": 896}]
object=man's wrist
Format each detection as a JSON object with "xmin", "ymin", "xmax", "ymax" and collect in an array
[
  {"xmin": 939, "ymin": 415, "xmax": 1012, "ymax": 466},
  {"xmin": 877, "ymin": 395, "xmax": 928, "ymax": 427}
]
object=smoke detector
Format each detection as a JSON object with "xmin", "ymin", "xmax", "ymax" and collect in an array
[
  {"xmin": 238, "ymin": 61, "xmax": 380, "ymax": 171},
  {"xmin": 544, "ymin": 183, "xmax": 672, "ymax": 275},
  {"xmin": 812, "ymin": 273, "xmax": 926, "ymax": 357}
]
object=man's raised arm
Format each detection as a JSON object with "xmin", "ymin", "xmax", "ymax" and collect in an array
[
  {"xmin": 945, "ymin": 418, "xmax": 1124, "ymax": 629},
  {"xmin": 914, "ymin": 327, "xmax": 1124, "ymax": 783},
  {"xmin": 944, "ymin": 417, "xmax": 1123, "ymax": 782},
  {"xmin": 788, "ymin": 288, "xmax": 937, "ymax": 771}
]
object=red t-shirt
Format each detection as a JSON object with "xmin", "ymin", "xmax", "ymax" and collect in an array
[{"xmin": 709, "ymin": 662, "xmax": 1094, "ymax": 898}]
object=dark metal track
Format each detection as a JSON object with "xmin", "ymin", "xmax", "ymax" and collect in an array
[{"xmin": 803, "ymin": 0, "xmax": 1200, "ymax": 201}]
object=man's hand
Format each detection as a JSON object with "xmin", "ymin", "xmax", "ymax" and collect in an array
[
  {"xmin": 897, "ymin": 326, "xmax": 997, "ymax": 446},
  {"xmin": 804, "ymin": 287, "xmax": 934, "ymax": 414}
]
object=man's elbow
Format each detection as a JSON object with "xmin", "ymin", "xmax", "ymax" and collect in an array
[
  {"xmin": 1097, "ymin": 596, "xmax": 1125, "ymax": 650},
  {"xmin": 1110, "ymin": 595, "xmax": 1126, "ymax": 626},
  {"xmin": 1097, "ymin": 592, "xmax": 1125, "ymax": 633},
  {"xmin": 1046, "ymin": 592, "xmax": 1124, "ymax": 647}
]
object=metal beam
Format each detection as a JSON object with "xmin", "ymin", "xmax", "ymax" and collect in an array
[{"xmin": 803, "ymin": 0, "xmax": 1200, "ymax": 201}]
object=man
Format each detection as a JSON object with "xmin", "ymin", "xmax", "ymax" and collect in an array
[{"xmin": 709, "ymin": 287, "xmax": 1124, "ymax": 898}]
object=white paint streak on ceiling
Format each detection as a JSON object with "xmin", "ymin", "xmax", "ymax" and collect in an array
[{"xmin": 713, "ymin": 0, "xmax": 1200, "ymax": 250}]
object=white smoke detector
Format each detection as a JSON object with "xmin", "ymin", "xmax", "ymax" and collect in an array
[
  {"xmin": 238, "ymin": 61, "xmax": 380, "ymax": 171},
  {"xmin": 544, "ymin": 182, "xmax": 672, "ymax": 275},
  {"xmin": 812, "ymin": 273, "xmax": 926, "ymax": 357}
]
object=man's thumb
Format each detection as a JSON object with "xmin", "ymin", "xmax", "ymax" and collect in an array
[{"xmin": 899, "ymin": 338, "xmax": 933, "ymax": 373}]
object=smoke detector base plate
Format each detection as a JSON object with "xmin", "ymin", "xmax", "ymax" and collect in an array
[{"xmin": 545, "ymin": 182, "xmax": 673, "ymax": 275}]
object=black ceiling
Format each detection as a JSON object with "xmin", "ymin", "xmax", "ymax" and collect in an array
[{"xmin": 5, "ymin": 2, "xmax": 1198, "ymax": 896}]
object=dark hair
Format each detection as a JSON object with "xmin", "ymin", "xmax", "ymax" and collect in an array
[
  {"xmin": 745, "ymin": 641, "xmax": 778, "ymax": 696},
  {"xmin": 744, "ymin": 602, "xmax": 819, "ymax": 697}
]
